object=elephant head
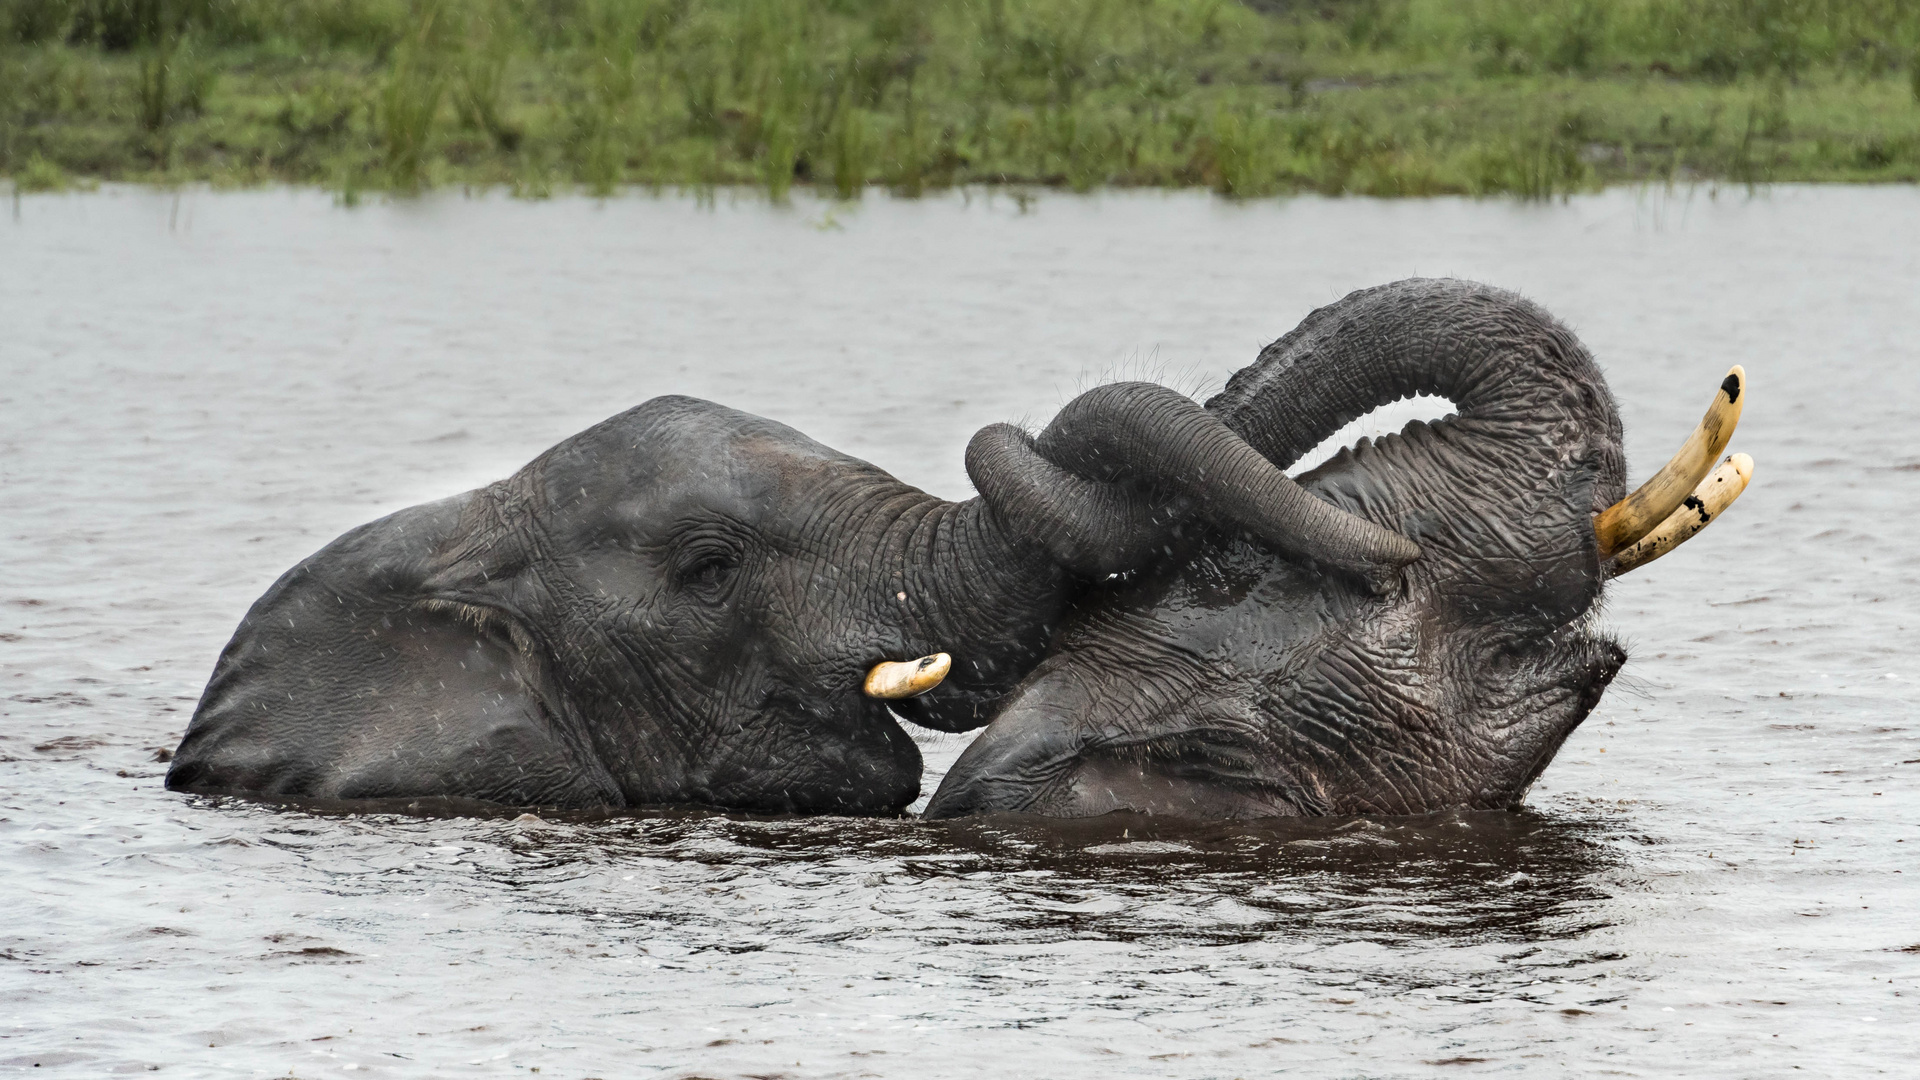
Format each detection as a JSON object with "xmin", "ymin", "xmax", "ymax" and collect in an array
[
  {"xmin": 167, "ymin": 379, "xmax": 1417, "ymax": 815},
  {"xmin": 925, "ymin": 278, "xmax": 1752, "ymax": 820}
]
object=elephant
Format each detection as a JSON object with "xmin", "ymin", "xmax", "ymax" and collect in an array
[
  {"xmin": 165, "ymin": 378, "xmax": 1420, "ymax": 815},
  {"xmin": 924, "ymin": 278, "xmax": 1752, "ymax": 820}
]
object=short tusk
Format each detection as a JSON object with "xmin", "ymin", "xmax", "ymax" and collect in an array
[
  {"xmin": 1595, "ymin": 365, "xmax": 1746, "ymax": 559},
  {"xmin": 863, "ymin": 653, "xmax": 951, "ymax": 699},
  {"xmin": 1607, "ymin": 453, "xmax": 1753, "ymax": 576}
]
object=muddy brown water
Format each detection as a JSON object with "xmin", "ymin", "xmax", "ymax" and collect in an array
[{"xmin": 2, "ymin": 186, "xmax": 1916, "ymax": 1076}]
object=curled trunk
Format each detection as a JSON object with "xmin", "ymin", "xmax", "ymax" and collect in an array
[
  {"xmin": 888, "ymin": 378, "xmax": 1425, "ymax": 732},
  {"xmin": 1211, "ymin": 278, "xmax": 1627, "ymax": 624}
]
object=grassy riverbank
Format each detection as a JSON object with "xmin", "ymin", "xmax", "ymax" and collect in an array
[{"xmin": 4, "ymin": 0, "xmax": 1918, "ymax": 198}]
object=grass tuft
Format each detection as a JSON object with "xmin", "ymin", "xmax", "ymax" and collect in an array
[
  {"xmin": 379, "ymin": 3, "xmax": 452, "ymax": 191},
  {"xmin": 13, "ymin": 150, "xmax": 70, "ymax": 190}
]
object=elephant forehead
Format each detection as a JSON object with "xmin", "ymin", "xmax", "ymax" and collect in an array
[
  {"xmin": 1068, "ymin": 542, "xmax": 1348, "ymax": 670},
  {"xmin": 536, "ymin": 396, "xmax": 892, "ymax": 525}
]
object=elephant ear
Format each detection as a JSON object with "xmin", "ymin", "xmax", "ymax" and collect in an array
[{"xmin": 167, "ymin": 491, "xmax": 623, "ymax": 808}]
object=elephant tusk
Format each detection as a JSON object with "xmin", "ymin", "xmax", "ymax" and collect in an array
[
  {"xmin": 1595, "ymin": 365, "xmax": 1746, "ymax": 559},
  {"xmin": 1606, "ymin": 454, "xmax": 1754, "ymax": 576},
  {"xmin": 863, "ymin": 653, "xmax": 951, "ymax": 699}
]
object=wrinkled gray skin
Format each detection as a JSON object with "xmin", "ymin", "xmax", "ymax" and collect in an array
[
  {"xmin": 167, "ymin": 379, "xmax": 1415, "ymax": 814},
  {"xmin": 925, "ymin": 279, "xmax": 1630, "ymax": 820}
]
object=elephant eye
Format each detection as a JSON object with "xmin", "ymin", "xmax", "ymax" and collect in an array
[
  {"xmin": 675, "ymin": 547, "xmax": 741, "ymax": 597},
  {"xmin": 667, "ymin": 520, "xmax": 751, "ymax": 600}
]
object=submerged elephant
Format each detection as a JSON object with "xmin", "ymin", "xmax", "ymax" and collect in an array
[
  {"xmin": 926, "ymin": 278, "xmax": 1752, "ymax": 820},
  {"xmin": 166, "ymin": 378, "xmax": 1418, "ymax": 813}
]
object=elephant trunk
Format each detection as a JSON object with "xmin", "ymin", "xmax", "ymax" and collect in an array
[
  {"xmin": 881, "ymin": 494, "xmax": 1077, "ymax": 732},
  {"xmin": 1208, "ymin": 278, "xmax": 1626, "ymax": 506},
  {"xmin": 966, "ymin": 382, "xmax": 1421, "ymax": 583},
  {"xmin": 1199, "ymin": 278, "xmax": 1634, "ymax": 635},
  {"xmin": 886, "ymin": 372, "xmax": 1438, "ymax": 732}
]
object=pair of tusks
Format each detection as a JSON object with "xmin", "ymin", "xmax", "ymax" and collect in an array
[{"xmin": 1596, "ymin": 365, "xmax": 1755, "ymax": 576}]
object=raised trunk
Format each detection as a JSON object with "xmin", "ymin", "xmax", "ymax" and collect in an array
[
  {"xmin": 1210, "ymin": 278, "xmax": 1625, "ymax": 505},
  {"xmin": 1208, "ymin": 279, "xmax": 1626, "ymax": 625}
]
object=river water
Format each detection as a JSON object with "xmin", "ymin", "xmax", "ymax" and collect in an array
[{"xmin": 2, "ymin": 184, "xmax": 1916, "ymax": 1076}]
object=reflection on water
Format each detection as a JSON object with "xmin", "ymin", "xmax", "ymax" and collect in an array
[
  {"xmin": 248, "ymin": 801, "xmax": 1631, "ymax": 953},
  {"xmin": 3, "ymin": 185, "xmax": 1918, "ymax": 1076}
]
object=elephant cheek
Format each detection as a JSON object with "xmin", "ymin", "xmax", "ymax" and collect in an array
[
  {"xmin": 1488, "ymin": 635, "xmax": 1627, "ymax": 805},
  {"xmin": 844, "ymin": 699, "xmax": 925, "ymax": 807},
  {"xmin": 824, "ymin": 700, "xmax": 923, "ymax": 813}
]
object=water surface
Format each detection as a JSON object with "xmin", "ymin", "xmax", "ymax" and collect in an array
[{"xmin": 2, "ymin": 185, "xmax": 1917, "ymax": 1076}]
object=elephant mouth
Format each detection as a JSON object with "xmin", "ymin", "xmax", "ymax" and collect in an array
[{"xmin": 717, "ymin": 687, "xmax": 924, "ymax": 814}]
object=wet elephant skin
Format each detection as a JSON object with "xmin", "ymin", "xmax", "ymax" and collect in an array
[
  {"xmin": 167, "ymin": 378, "xmax": 1404, "ymax": 814},
  {"xmin": 926, "ymin": 279, "xmax": 1631, "ymax": 820}
]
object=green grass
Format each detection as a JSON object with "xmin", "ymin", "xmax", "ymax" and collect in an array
[{"xmin": 2, "ymin": 0, "xmax": 1917, "ymax": 198}]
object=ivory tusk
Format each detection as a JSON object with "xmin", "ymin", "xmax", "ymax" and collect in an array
[
  {"xmin": 1595, "ymin": 365, "xmax": 1746, "ymax": 559},
  {"xmin": 863, "ymin": 653, "xmax": 951, "ymax": 699},
  {"xmin": 1607, "ymin": 453, "xmax": 1753, "ymax": 576}
]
